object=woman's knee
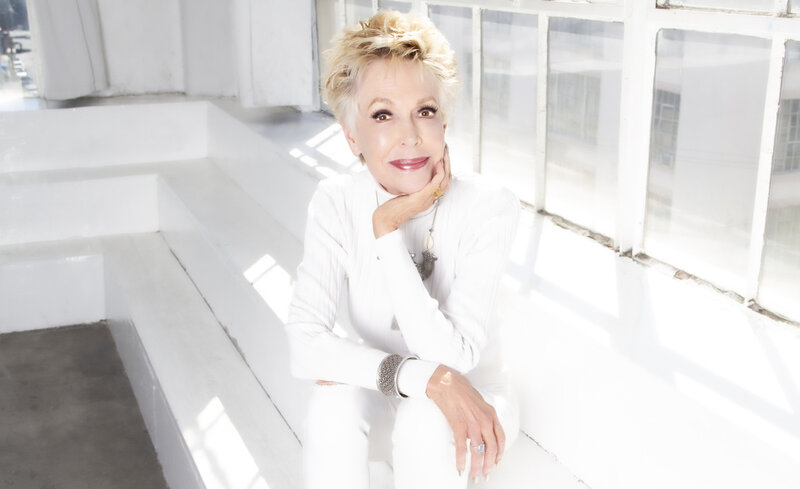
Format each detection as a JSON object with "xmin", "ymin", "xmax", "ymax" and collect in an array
[
  {"xmin": 392, "ymin": 398, "xmax": 465, "ymax": 488},
  {"xmin": 304, "ymin": 384, "xmax": 371, "ymax": 442},
  {"xmin": 304, "ymin": 385, "xmax": 375, "ymax": 489},
  {"xmin": 392, "ymin": 396, "xmax": 453, "ymax": 449},
  {"xmin": 391, "ymin": 390, "xmax": 520, "ymax": 462}
]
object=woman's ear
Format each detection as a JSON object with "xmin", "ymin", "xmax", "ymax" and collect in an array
[{"xmin": 342, "ymin": 125, "xmax": 361, "ymax": 157}]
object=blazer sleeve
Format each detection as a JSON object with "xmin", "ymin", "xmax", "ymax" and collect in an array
[{"xmin": 285, "ymin": 182, "xmax": 389, "ymax": 390}]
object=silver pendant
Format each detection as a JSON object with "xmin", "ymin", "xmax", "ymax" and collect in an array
[{"xmin": 409, "ymin": 249, "xmax": 437, "ymax": 280}]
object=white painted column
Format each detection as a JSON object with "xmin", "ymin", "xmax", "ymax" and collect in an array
[
  {"xmin": 617, "ymin": 1, "xmax": 658, "ymax": 254},
  {"xmin": 234, "ymin": 0, "xmax": 315, "ymax": 107},
  {"xmin": 533, "ymin": 13, "xmax": 549, "ymax": 211},
  {"xmin": 472, "ymin": 6, "xmax": 482, "ymax": 174},
  {"xmin": 745, "ymin": 36, "xmax": 787, "ymax": 301}
]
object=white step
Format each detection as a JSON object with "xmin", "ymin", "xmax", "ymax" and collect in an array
[
  {"xmin": 0, "ymin": 156, "xmax": 589, "ymax": 488},
  {"xmin": 0, "ymin": 234, "xmax": 304, "ymax": 489},
  {"xmin": 9, "ymin": 102, "xmax": 797, "ymax": 489}
]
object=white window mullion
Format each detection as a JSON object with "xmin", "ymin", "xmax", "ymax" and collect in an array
[
  {"xmin": 649, "ymin": 7, "xmax": 799, "ymax": 39},
  {"xmin": 745, "ymin": 36, "xmax": 787, "ymax": 302},
  {"xmin": 472, "ymin": 6, "xmax": 482, "ymax": 173},
  {"xmin": 336, "ymin": 0, "xmax": 347, "ymax": 29},
  {"xmin": 774, "ymin": 0, "xmax": 790, "ymax": 15},
  {"xmin": 630, "ymin": 23, "xmax": 660, "ymax": 256},
  {"xmin": 534, "ymin": 13, "xmax": 549, "ymax": 210},
  {"xmin": 519, "ymin": 0, "xmax": 623, "ymax": 21},
  {"xmin": 616, "ymin": 0, "xmax": 655, "ymax": 252}
]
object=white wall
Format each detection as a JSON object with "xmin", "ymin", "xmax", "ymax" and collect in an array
[
  {"xmin": 101, "ymin": 0, "xmax": 313, "ymax": 105},
  {"xmin": 0, "ymin": 174, "xmax": 159, "ymax": 246},
  {"xmin": 243, "ymin": 1, "xmax": 314, "ymax": 107},
  {"xmin": 0, "ymin": 103, "xmax": 207, "ymax": 172},
  {"xmin": 178, "ymin": 0, "xmax": 237, "ymax": 97},
  {"xmin": 27, "ymin": 0, "xmax": 108, "ymax": 100},
  {"xmin": 206, "ymin": 103, "xmax": 319, "ymax": 241},
  {"xmin": 0, "ymin": 254, "xmax": 105, "ymax": 333},
  {"xmin": 29, "ymin": 0, "xmax": 314, "ymax": 105},
  {"xmin": 97, "ymin": 0, "xmax": 185, "ymax": 95}
]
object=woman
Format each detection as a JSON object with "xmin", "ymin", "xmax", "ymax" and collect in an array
[{"xmin": 286, "ymin": 10, "xmax": 520, "ymax": 488}]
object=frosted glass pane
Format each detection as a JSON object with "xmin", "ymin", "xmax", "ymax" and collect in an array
[
  {"xmin": 791, "ymin": 0, "xmax": 800, "ymax": 14},
  {"xmin": 429, "ymin": 6, "xmax": 473, "ymax": 176},
  {"xmin": 657, "ymin": 0, "xmax": 775, "ymax": 12},
  {"xmin": 316, "ymin": 0, "xmax": 339, "ymax": 113},
  {"xmin": 480, "ymin": 11, "xmax": 538, "ymax": 203},
  {"xmin": 545, "ymin": 18, "xmax": 623, "ymax": 238},
  {"xmin": 643, "ymin": 30, "xmax": 771, "ymax": 293},
  {"xmin": 378, "ymin": 0, "xmax": 412, "ymax": 13},
  {"xmin": 758, "ymin": 41, "xmax": 800, "ymax": 321},
  {"xmin": 345, "ymin": 0, "xmax": 373, "ymax": 24}
]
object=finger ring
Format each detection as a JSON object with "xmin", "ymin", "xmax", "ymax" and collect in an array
[
  {"xmin": 473, "ymin": 442, "xmax": 486, "ymax": 454},
  {"xmin": 433, "ymin": 187, "xmax": 444, "ymax": 199}
]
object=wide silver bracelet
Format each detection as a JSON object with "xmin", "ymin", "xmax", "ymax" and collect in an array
[{"xmin": 377, "ymin": 354, "xmax": 419, "ymax": 398}]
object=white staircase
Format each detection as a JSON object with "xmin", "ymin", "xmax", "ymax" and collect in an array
[{"xmin": 2, "ymin": 100, "xmax": 798, "ymax": 489}]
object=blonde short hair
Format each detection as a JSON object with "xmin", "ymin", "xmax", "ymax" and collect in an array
[{"xmin": 323, "ymin": 10, "xmax": 459, "ymax": 129}]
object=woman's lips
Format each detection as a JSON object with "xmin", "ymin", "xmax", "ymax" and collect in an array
[{"xmin": 388, "ymin": 156, "xmax": 429, "ymax": 171}]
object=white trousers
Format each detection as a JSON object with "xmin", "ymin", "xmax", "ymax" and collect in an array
[{"xmin": 302, "ymin": 382, "xmax": 519, "ymax": 489}]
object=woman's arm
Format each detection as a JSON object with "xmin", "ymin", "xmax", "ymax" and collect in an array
[
  {"xmin": 373, "ymin": 172, "xmax": 518, "ymax": 482},
  {"xmin": 375, "ymin": 188, "xmax": 520, "ymax": 373},
  {"xmin": 286, "ymin": 180, "xmax": 391, "ymax": 389}
]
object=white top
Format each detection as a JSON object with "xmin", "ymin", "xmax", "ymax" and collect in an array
[{"xmin": 286, "ymin": 169, "xmax": 520, "ymax": 397}]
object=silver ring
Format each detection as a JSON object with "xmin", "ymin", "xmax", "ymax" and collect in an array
[{"xmin": 473, "ymin": 443, "xmax": 486, "ymax": 454}]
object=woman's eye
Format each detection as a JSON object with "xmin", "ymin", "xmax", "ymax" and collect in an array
[
  {"xmin": 419, "ymin": 106, "xmax": 438, "ymax": 117},
  {"xmin": 371, "ymin": 111, "xmax": 391, "ymax": 121}
]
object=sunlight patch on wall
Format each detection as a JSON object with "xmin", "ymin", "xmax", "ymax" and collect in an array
[
  {"xmin": 245, "ymin": 253, "xmax": 293, "ymax": 323},
  {"xmin": 189, "ymin": 397, "xmax": 271, "ymax": 489},
  {"xmin": 303, "ymin": 123, "xmax": 360, "ymax": 170}
]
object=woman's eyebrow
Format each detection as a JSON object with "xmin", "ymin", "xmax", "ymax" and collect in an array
[
  {"xmin": 367, "ymin": 97, "xmax": 394, "ymax": 110},
  {"xmin": 366, "ymin": 96, "xmax": 438, "ymax": 110}
]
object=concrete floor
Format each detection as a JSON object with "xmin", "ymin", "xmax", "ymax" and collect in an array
[{"xmin": 0, "ymin": 322, "xmax": 169, "ymax": 489}]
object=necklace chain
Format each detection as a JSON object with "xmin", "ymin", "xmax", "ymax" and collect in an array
[{"xmin": 375, "ymin": 191, "xmax": 440, "ymax": 280}]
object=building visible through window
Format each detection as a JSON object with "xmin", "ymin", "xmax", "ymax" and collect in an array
[
  {"xmin": 650, "ymin": 89, "xmax": 681, "ymax": 167},
  {"xmin": 0, "ymin": 0, "xmax": 35, "ymax": 103},
  {"xmin": 766, "ymin": 205, "xmax": 800, "ymax": 251},
  {"xmin": 773, "ymin": 99, "xmax": 800, "ymax": 172},
  {"xmin": 548, "ymin": 72, "xmax": 600, "ymax": 145}
]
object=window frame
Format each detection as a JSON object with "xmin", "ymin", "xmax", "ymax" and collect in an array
[{"xmin": 314, "ymin": 0, "xmax": 800, "ymax": 319}]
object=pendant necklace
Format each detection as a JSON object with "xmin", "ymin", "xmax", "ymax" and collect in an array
[{"xmin": 376, "ymin": 192, "xmax": 440, "ymax": 280}]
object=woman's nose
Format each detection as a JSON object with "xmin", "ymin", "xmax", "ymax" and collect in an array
[{"xmin": 398, "ymin": 118, "xmax": 421, "ymax": 146}]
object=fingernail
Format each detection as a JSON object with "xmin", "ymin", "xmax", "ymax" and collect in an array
[
  {"xmin": 486, "ymin": 473, "xmax": 491, "ymax": 482},
  {"xmin": 458, "ymin": 470, "xmax": 463, "ymax": 478},
  {"xmin": 473, "ymin": 476, "xmax": 478, "ymax": 484}
]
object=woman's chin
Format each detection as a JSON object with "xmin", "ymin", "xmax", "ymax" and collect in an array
[
  {"xmin": 406, "ymin": 167, "xmax": 437, "ymax": 194},
  {"xmin": 394, "ymin": 179, "xmax": 430, "ymax": 196},
  {"xmin": 379, "ymin": 168, "xmax": 434, "ymax": 195}
]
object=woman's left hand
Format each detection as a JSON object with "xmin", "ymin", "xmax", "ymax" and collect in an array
[
  {"xmin": 372, "ymin": 145, "xmax": 451, "ymax": 238},
  {"xmin": 426, "ymin": 364, "xmax": 505, "ymax": 482}
]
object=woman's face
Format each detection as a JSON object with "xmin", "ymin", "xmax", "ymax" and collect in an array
[{"xmin": 343, "ymin": 58, "xmax": 446, "ymax": 195}]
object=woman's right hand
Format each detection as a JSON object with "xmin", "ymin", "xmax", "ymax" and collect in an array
[
  {"xmin": 426, "ymin": 365, "xmax": 505, "ymax": 481},
  {"xmin": 372, "ymin": 145, "xmax": 451, "ymax": 239}
]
